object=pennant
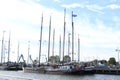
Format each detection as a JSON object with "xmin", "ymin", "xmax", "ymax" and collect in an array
[{"xmin": 72, "ymin": 14, "xmax": 77, "ymax": 17}]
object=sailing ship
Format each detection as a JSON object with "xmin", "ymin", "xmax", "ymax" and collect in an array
[
  {"xmin": 23, "ymin": 13, "xmax": 45, "ymax": 73},
  {"xmin": 22, "ymin": 9, "xmax": 88, "ymax": 75},
  {"xmin": 44, "ymin": 9, "xmax": 82, "ymax": 74},
  {"xmin": 0, "ymin": 31, "xmax": 23, "ymax": 70}
]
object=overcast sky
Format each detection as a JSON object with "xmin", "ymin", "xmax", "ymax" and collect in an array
[{"xmin": 0, "ymin": 0, "xmax": 120, "ymax": 62}]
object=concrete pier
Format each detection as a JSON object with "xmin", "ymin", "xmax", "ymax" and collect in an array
[{"xmin": 94, "ymin": 69, "xmax": 120, "ymax": 75}]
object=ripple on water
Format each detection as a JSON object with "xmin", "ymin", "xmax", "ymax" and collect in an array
[{"xmin": 0, "ymin": 71, "xmax": 120, "ymax": 80}]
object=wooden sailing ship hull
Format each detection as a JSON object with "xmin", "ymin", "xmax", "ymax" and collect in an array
[
  {"xmin": 45, "ymin": 69, "xmax": 84, "ymax": 75},
  {"xmin": 44, "ymin": 64, "xmax": 85, "ymax": 75},
  {"xmin": 23, "ymin": 64, "xmax": 95, "ymax": 75},
  {"xmin": 23, "ymin": 66, "xmax": 46, "ymax": 73},
  {"xmin": 23, "ymin": 67, "xmax": 84, "ymax": 75}
]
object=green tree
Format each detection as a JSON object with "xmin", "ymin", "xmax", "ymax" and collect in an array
[
  {"xmin": 63, "ymin": 55, "xmax": 71, "ymax": 63},
  {"xmin": 93, "ymin": 59, "xmax": 98, "ymax": 65},
  {"xmin": 100, "ymin": 60, "xmax": 107, "ymax": 64},
  {"xmin": 49, "ymin": 56, "xmax": 55, "ymax": 63},
  {"xmin": 108, "ymin": 57, "xmax": 116, "ymax": 65},
  {"xmin": 54, "ymin": 55, "xmax": 60, "ymax": 63},
  {"xmin": 48, "ymin": 55, "xmax": 60, "ymax": 63}
]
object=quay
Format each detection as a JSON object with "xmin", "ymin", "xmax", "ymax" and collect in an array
[{"xmin": 94, "ymin": 69, "xmax": 120, "ymax": 75}]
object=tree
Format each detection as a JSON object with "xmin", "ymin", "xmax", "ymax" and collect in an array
[
  {"xmin": 54, "ymin": 55, "xmax": 60, "ymax": 63},
  {"xmin": 48, "ymin": 55, "xmax": 60, "ymax": 63},
  {"xmin": 93, "ymin": 59, "xmax": 98, "ymax": 65},
  {"xmin": 100, "ymin": 60, "xmax": 108, "ymax": 65},
  {"xmin": 108, "ymin": 57, "xmax": 116, "ymax": 65},
  {"xmin": 63, "ymin": 55, "xmax": 71, "ymax": 63}
]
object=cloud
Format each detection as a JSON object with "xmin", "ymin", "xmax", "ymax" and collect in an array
[
  {"xmin": 54, "ymin": 0, "xmax": 63, "ymax": 3},
  {"xmin": 62, "ymin": 3, "xmax": 104, "ymax": 14},
  {"xmin": 110, "ymin": 0, "xmax": 117, "ymax": 2},
  {"xmin": 36, "ymin": 0, "xmax": 41, "ymax": 2},
  {"xmin": 87, "ymin": 4, "xmax": 104, "ymax": 10},
  {"xmin": 107, "ymin": 4, "xmax": 120, "ymax": 9},
  {"xmin": 62, "ymin": 3, "xmax": 120, "ymax": 14},
  {"xmin": 86, "ymin": 4, "xmax": 104, "ymax": 14},
  {"xmin": 62, "ymin": 3, "xmax": 84, "ymax": 9}
]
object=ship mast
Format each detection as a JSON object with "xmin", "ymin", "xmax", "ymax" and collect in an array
[
  {"xmin": 59, "ymin": 35, "xmax": 61, "ymax": 61},
  {"xmin": 48, "ymin": 16, "xmax": 51, "ymax": 62},
  {"xmin": 17, "ymin": 41, "xmax": 20, "ymax": 63},
  {"xmin": 72, "ymin": 11, "xmax": 74, "ymax": 61},
  {"xmin": 52, "ymin": 29, "xmax": 55, "ymax": 57},
  {"xmin": 27, "ymin": 41, "xmax": 30, "ymax": 64},
  {"xmin": 38, "ymin": 13, "xmax": 43, "ymax": 66},
  {"xmin": 62, "ymin": 9, "xmax": 66, "ymax": 63},
  {"xmin": 71, "ymin": 11, "xmax": 77, "ymax": 61},
  {"xmin": 68, "ymin": 33, "xmax": 70, "ymax": 56},
  {"xmin": 78, "ymin": 35, "xmax": 80, "ymax": 62},
  {"xmin": 8, "ymin": 31, "xmax": 11, "ymax": 63},
  {"xmin": 1, "ymin": 31, "xmax": 5, "ymax": 64}
]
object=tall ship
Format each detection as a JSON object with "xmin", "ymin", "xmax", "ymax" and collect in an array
[
  {"xmin": 22, "ymin": 9, "xmax": 92, "ymax": 75},
  {"xmin": 0, "ymin": 31, "xmax": 22, "ymax": 70},
  {"xmin": 23, "ymin": 13, "xmax": 45, "ymax": 73}
]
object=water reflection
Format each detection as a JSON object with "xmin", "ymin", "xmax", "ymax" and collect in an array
[{"xmin": 0, "ymin": 71, "xmax": 120, "ymax": 80}]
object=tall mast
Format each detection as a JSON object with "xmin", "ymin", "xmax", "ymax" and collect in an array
[
  {"xmin": 78, "ymin": 35, "xmax": 80, "ymax": 62},
  {"xmin": 68, "ymin": 33, "xmax": 70, "ymax": 56},
  {"xmin": 27, "ymin": 41, "xmax": 30, "ymax": 64},
  {"xmin": 48, "ymin": 16, "xmax": 51, "ymax": 62},
  {"xmin": 17, "ymin": 41, "xmax": 20, "ymax": 63},
  {"xmin": 8, "ymin": 31, "xmax": 11, "ymax": 62},
  {"xmin": 71, "ymin": 11, "xmax": 77, "ymax": 61},
  {"xmin": 1, "ymin": 31, "xmax": 5, "ymax": 63},
  {"xmin": 52, "ymin": 29, "xmax": 55, "ymax": 57},
  {"xmin": 59, "ymin": 35, "xmax": 61, "ymax": 61},
  {"xmin": 72, "ymin": 11, "xmax": 74, "ymax": 61},
  {"xmin": 38, "ymin": 13, "xmax": 43, "ymax": 66},
  {"xmin": 62, "ymin": 9, "xmax": 66, "ymax": 63}
]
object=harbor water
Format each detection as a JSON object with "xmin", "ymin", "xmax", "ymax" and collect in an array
[{"xmin": 0, "ymin": 71, "xmax": 120, "ymax": 80}]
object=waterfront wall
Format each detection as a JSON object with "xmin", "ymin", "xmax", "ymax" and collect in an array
[{"xmin": 94, "ymin": 69, "xmax": 120, "ymax": 75}]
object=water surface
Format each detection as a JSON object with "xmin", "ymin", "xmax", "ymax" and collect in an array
[{"xmin": 0, "ymin": 71, "xmax": 119, "ymax": 80}]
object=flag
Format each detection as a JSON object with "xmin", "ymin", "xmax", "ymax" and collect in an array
[{"xmin": 72, "ymin": 14, "xmax": 77, "ymax": 17}]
